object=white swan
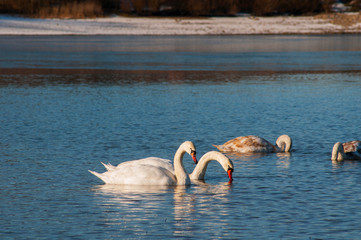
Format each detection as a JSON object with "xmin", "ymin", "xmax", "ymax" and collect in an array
[
  {"xmin": 103, "ymin": 151, "xmax": 234, "ymax": 182},
  {"xmin": 213, "ymin": 135, "xmax": 292, "ymax": 154},
  {"xmin": 88, "ymin": 141, "xmax": 197, "ymax": 185},
  {"xmin": 331, "ymin": 140, "xmax": 361, "ymax": 161},
  {"xmin": 189, "ymin": 151, "xmax": 234, "ymax": 183}
]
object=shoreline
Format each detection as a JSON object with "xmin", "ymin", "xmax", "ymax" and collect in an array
[
  {"xmin": 1, "ymin": 68, "xmax": 360, "ymax": 86},
  {"xmin": 1, "ymin": 68, "xmax": 361, "ymax": 75},
  {"xmin": 1, "ymin": 14, "xmax": 361, "ymax": 35}
]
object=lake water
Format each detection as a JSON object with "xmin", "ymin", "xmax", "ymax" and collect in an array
[{"xmin": 1, "ymin": 35, "xmax": 361, "ymax": 239}]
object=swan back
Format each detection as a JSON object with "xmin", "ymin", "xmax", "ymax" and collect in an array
[
  {"xmin": 117, "ymin": 157, "xmax": 174, "ymax": 172},
  {"xmin": 214, "ymin": 136, "xmax": 275, "ymax": 153},
  {"xmin": 276, "ymin": 135, "xmax": 292, "ymax": 152},
  {"xmin": 189, "ymin": 151, "xmax": 234, "ymax": 181}
]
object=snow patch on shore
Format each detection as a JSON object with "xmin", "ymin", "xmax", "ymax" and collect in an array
[{"xmin": 0, "ymin": 14, "xmax": 360, "ymax": 35}]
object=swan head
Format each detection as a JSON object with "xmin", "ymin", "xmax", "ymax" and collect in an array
[
  {"xmin": 331, "ymin": 142, "xmax": 344, "ymax": 161},
  {"xmin": 226, "ymin": 165, "xmax": 233, "ymax": 183},
  {"xmin": 276, "ymin": 135, "xmax": 292, "ymax": 152},
  {"xmin": 213, "ymin": 151, "xmax": 234, "ymax": 183},
  {"xmin": 181, "ymin": 141, "xmax": 197, "ymax": 164}
]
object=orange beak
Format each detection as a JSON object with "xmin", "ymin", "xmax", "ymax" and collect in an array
[
  {"xmin": 191, "ymin": 151, "xmax": 197, "ymax": 164},
  {"xmin": 227, "ymin": 168, "xmax": 233, "ymax": 183}
]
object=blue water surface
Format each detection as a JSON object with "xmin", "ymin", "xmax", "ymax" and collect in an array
[{"xmin": 1, "ymin": 35, "xmax": 361, "ymax": 239}]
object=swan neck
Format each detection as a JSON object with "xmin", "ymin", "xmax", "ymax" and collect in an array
[
  {"xmin": 276, "ymin": 135, "xmax": 292, "ymax": 152},
  {"xmin": 173, "ymin": 146, "xmax": 190, "ymax": 185},
  {"xmin": 332, "ymin": 143, "xmax": 344, "ymax": 161},
  {"xmin": 190, "ymin": 155, "xmax": 211, "ymax": 180}
]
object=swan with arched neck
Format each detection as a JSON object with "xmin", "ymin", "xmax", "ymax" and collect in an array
[
  {"xmin": 331, "ymin": 140, "xmax": 361, "ymax": 161},
  {"xmin": 189, "ymin": 151, "xmax": 233, "ymax": 183},
  {"xmin": 89, "ymin": 141, "xmax": 197, "ymax": 185}
]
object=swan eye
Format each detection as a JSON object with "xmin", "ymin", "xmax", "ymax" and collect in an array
[
  {"xmin": 191, "ymin": 149, "xmax": 196, "ymax": 155},
  {"xmin": 227, "ymin": 166, "xmax": 233, "ymax": 172}
]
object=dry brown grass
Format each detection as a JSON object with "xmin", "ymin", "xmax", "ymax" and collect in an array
[
  {"xmin": 315, "ymin": 13, "xmax": 361, "ymax": 27},
  {"xmin": 37, "ymin": 1, "xmax": 103, "ymax": 19}
]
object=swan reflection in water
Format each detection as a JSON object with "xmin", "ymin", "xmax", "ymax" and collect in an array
[
  {"xmin": 173, "ymin": 182, "xmax": 232, "ymax": 238},
  {"xmin": 93, "ymin": 184, "xmax": 171, "ymax": 210},
  {"xmin": 92, "ymin": 182, "xmax": 232, "ymax": 237},
  {"xmin": 276, "ymin": 152, "xmax": 291, "ymax": 169},
  {"xmin": 331, "ymin": 158, "xmax": 361, "ymax": 169}
]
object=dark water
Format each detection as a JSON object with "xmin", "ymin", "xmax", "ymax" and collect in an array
[
  {"xmin": 1, "ymin": 35, "xmax": 361, "ymax": 71},
  {"xmin": 1, "ymin": 35, "xmax": 361, "ymax": 239}
]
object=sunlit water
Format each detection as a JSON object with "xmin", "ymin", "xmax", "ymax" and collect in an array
[{"xmin": 1, "ymin": 35, "xmax": 361, "ymax": 239}]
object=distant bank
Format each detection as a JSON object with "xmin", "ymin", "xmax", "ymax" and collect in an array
[{"xmin": 0, "ymin": 13, "xmax": 360, "ymax": 35}]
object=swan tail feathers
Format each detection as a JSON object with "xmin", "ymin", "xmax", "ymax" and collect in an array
[
  {"xmin": 88, "ymin": 170, "xmax": 108, "ymax": 183},
  {"xmin": 213, "ymin": 144, "xmax": 224, "ymax": 151},
  {"xmin": 101, "ymin": 162, "xmax": 115, "ymax": 171}
]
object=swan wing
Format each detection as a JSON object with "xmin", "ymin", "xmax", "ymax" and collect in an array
[
  {"xmin": 115, "ymin": 157, "xmax": 174, "ymax": 173},
  {"xmin": 343, "ymin": 141, "xmax": 361, "ymax": 153},
  {"xmin": 101, "ymin": 162, "xmax": 116, "ymax": 171},
  {"xmin": 343, "ymin": 141, "xmax": 361, "ymax": 160},
  {"xmin": 218, "ymin": 135, "xmax": 276, "ymax": 153}
]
